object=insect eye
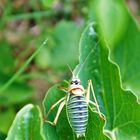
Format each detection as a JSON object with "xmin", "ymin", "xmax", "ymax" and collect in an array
[
  {"xmin": 71, "ymin": 81, "xmax": 74, "ymax": 84},
  {"xmin": 75, "ymin": 80, "xmax": 79, "ymax": 85}
]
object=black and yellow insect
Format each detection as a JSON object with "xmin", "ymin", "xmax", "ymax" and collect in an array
[{"xmin": 45, "ymin": 74, "xmax": 103, "ymax": 137}]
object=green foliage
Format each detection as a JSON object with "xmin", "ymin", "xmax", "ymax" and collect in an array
[
  {"xmin": 43, "ymin": 83, "xmax": 73, "ymax": 140},
  {"xmin": 0, "ymin": 42, "xmax": 33, "ymax": 105},
  {"xmin": 43, "ymin": 23, "xmax": 140, "ymax": 139},
  {"xmin": 5, "ymin": 22, "xmax": 140, "ymax": 140},
  {"xmin": 0, "ymin": 39, "xmax": 48, "ymax": 93},
  {"xmin": 0, "ymin": 81, "xmax": 33, "ymax": 105},
  {"xmin": 35, "ymin": 20, "xmax": 82, "ymax": 70},
  {"xmin": 6, "ymin": 104, "xmax": 44, "ymax": 140},
  {"xmin": 112, "ymin": 16, "xmax": 140, "ymax": 98},
  {"xmin": 1, "ymin": 0, "xmax": 140, "ymax": 139},
  {"xmin": 89, "ymin": 0, "xmax": 128, "ymax": 47},
  {"xmin": 90, "ymin": 0, "xmax": 140, "ymax": 99},
  {"xmin": 41, "ymin": 0, "xmax": 54, "ymax": 8},
  {"xmin": 0, "ymin": 39, "xmax": 48, "ymax": 105},
  {"xmin": 49, "ymin": 20, "xmax": 82, "ymax": 69},
  {"xmin": 78, "ymin": 24, "xmax": 140, "ymax": 140},
  {"xmin": 0, "ymin": 39, "xmax": 48, "ymax": 136},
  {"xmin": 35, "ymin": 47, "xmax": 50, "ymax": 69},
  {"xmin": 0, "ymin": 108, "xmax": 15, "ymax": 133},
  {"xmin": 0, "ymin": 132, "xmax": 6, "ymax": 140},
  {"xmin": 0, "ymin": 41, "xmax": 14, "ymax": 74}
]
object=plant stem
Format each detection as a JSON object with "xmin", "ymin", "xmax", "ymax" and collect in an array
[{"xmin": 0, "ymin": 39, "xmax": 48, "ymax": 94}]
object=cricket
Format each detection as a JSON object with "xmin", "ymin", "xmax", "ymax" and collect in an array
[{"xmin": 45, "ymin": 45, "xmax": 103, "ymax": 138}]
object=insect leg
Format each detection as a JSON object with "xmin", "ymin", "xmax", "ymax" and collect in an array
[
  {"xmin": 86, "ymin": 81, "xmax": 96, "ymax": 110},
  {"xmin": 85, "ymin": 79, "xmax": 90, "ymax": 104},
  {"xmin": 86, "ymin": 80, "xmax": 96, "ymax": 110},
  {"xmin": 45, "ymin": 100, "xmax": 65, "ymax": 125},
  {"xmin": 58, "ymin": 87, "xmax": 68, "ymax": 92},
  {"xmin": 89, "ymin": 100, "xmax": 97, "ymax": 106},
  {"xmin": 46, "ymin": 97, "xmax": 65, "ymax": 119},
  {"xmin": 87, "ymin": 80, "xmax": 103, "ymax": 118}
]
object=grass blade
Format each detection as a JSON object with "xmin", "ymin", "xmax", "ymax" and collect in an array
[{"xmin": 0, "ymin": 39, "xmax": 48, "ymax": 94}]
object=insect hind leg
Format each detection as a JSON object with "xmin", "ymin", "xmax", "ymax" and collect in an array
[{"xmin": 86, "ymin": 79, "xmax": 103, "ymax": 119}]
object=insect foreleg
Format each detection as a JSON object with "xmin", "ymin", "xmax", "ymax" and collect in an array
[
  {"xmin": 45, "ymin": 100, "xmax": 65, "ymax": 125},
  {"xmin": 58, "ymin": 87, "xmax": 68, "ymax": 92},
  {"xmin": 46, "ymin": 97, "xmax": 65, "ymax": 119},
  {"xmin": 86, "ymin": 80, "xmax": 103, "ymax": 118}
]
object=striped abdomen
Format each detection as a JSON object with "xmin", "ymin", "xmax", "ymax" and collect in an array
[{"xmin": 66, "ymin": 94, "xmax": 88, "ymax": 137}]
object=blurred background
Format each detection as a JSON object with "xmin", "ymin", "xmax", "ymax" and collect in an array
[{"xmin": 0, "ymin": 0, "xmax": 140, "ymax": 139}]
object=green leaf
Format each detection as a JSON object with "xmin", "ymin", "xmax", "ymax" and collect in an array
[
  {"xmin": 110, "ymin": 16, "xmax": 140, "ymax": 99},
  {"xmin": 43, "ymin": 38, "xmax": 109, "ymax": 139},
  {"xmin": 6, "ymin": 104, "xmax": 45, "ymax": 140},
  {"xmin": 90, "ymin": 0, "xmax": 140, "ymax": 98},
  {"xmin": 89, "ymin": 0, "xmax": 128, "ymax": 48},
  {"xmin": 49, "ymin": 20, "xmax": 82, "ymax": 69},
  {"xmin": 77, "ymin": 24, "xmax": 140, "ymax": 139}
]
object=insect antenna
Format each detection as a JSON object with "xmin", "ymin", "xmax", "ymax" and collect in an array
[
  {"xmin": 75, "ymin": 39, "xmax": 101, "ymax": 77},
  {"xmin": 67, "ymin": 64, "xmax": 76, "ymax": 78}
]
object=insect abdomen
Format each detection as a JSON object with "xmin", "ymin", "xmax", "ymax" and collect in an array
[{"xmin": 66, "ymin": 94, "xmax": 88, "ymax": 137}]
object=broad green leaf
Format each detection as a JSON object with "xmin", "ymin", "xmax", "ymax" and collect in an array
[
  {"xmin": 89, "ymin": 0, "xmax": 128, "ymax": 48},
  {"xmin": 90, "ymin": 0, "xmax": 140, "ymax": 98},
  {"xmin": 77, "ymin": 24, "xmax": 140, "ymax": 139},
  {"xmin": 6, "ymin": 104, "xmax": 45, "ymax": 140},
  {"xmin": 110, "ymin": 15, "xmax": 140, "ymax": 99}
]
